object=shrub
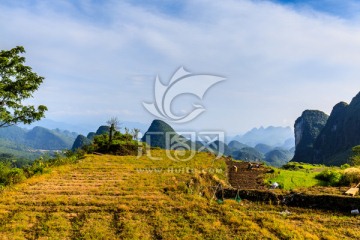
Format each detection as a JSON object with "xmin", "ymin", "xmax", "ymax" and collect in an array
[
  {"xmin": 315, "ymin": 170, "xmax": 342, "ymax": 186},
  {"xmin": 89, "ymin": 131, "xmax": 145, "ymax": 156},
  {"xmin": 0, "ymin": 149, "xmax": 85, "ymax": 189},
  {"xmin": 23, "ymin": 159, "xmax": 45, "ymax": 178},
  {"xmin": 282, "ymin": 163, "xmax": 304, "ymax": 170},
  {"xmin": 340, "ymin": 164, "xmax": 350, "ymax": 170},
  {"xmin": 0, "ymin": 162, "xmax": 25, "ymax": 186},
  {"xmin": 350, "ymin": 145, "xmax": 360, "ymax": 166},
  {"xmin": 0, "ymin": 162, "xmax": 11, "ymax": 185},
  {"xmin": 340, "ymin": 168, "xmax": 360, "ymax": 186},
  {"xmin": 5, "ymin": 168, "xmax": 25, "ymax": 185}
]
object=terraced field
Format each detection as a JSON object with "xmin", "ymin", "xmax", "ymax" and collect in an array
[
  {"xmin": 227, "ymin": 160, "xmax": 268, "ymax": 189},
  {"xmin": 0, "ymin": 151, "xmax": 360, "ymax": 239}
]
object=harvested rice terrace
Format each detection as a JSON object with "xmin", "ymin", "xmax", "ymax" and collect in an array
[{"xmin": 0, "ymin": 152, "xmax": 360, "ymax": 239}]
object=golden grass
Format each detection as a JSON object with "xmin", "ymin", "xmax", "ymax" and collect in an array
[{"xmin": 0, "ymin": 150, "xmax": 359, "ymax": 239}]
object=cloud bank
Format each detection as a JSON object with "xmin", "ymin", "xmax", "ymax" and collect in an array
[{"xmin": 1, "ymin": 0, "xmax": 360, "ymax": 135}]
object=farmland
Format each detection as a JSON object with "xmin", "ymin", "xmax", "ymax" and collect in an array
[{"xmin": 0, "ymin": 151, "xmax": 360, "ymax": 239}]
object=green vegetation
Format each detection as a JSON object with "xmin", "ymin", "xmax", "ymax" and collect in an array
[
  {"xmin": 0, "ymin": 162, "xmax": 25, "ymax": 188},
  {"xmin": 0, "ymin": 46, "xmax": 47, "ymax": 127},
  {"xmin": 0, "ymin": 125, "xmax": 78, "ymax": 161},
  {"xmin": 75, "ymin": 128, "xmax": 145, "ymax": 157},
  {"xmin": 0, "ymin": 126, "xmax": 80, "ymax": 168},
  {"xmin": 72, "ymin": 135, "xmax": 91, "ymax": 150},
  {"xmin": 91, "ymin": 131, "xmax": 143, "ymax": 156},
  {"xmin": 341, "ymin": 167, "xmax": 360, "ymax": 185},
  {"xmin": 315, "ymin": 169, "xmax": 342, "ymax": 186},
  {"xmin": 350, "ymin": 145, "xmax": 360, "ymax": 166},
  {"xmin": 25, "ymin": 126, "xmax": 75, "ymax": 150},
  {"xmin": 266, "ymin": 168, "xmax": 322, "ymax": 190},
  {"xmin": 141, "ymin": 119, "xmax": 180, "ymax": 149},
  {"xmin": 0, "ymin": 138, "xmax": 42, "ymax": 161},
  {"xmin": 0, "ymin": 150, "xmax": 84, "ymax": 191},
  {"xmin": 266, "ymin": 162, "xmax": 325, "ymax": 189},
  {"xmin": 266, "ymin": 161, "xmax": 360, "ymax": 190},
  {"xmin": 72, "ymin": 122, "xmax": 145, "ymax": 157}
]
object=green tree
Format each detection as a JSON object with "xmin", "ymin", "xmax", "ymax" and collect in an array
[
  {"xmin": 0, "ymin": 46, "xmax": 47, "ymax": 127},
  {"xmin": 350, "ymin": 145, "xmax": 360, "ymax": 166}
]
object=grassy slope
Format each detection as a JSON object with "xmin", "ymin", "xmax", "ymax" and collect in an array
[{"xmin": 0, "ymin": 150, "xmax": 359, "ymax": 239}]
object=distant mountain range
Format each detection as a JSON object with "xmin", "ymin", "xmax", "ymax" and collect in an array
[
  {"xmin": 1, "ymin": 118, "xmax": 296, "ymax": 167},
  {"xmin": 142, "ymin": 120, "xmax": 293, "ymax": 167},
  {"xmin": 227, "ymin": 140, "xmax": 294, "ymax": 167},
  {"xmin": 20, "ymin": 119, "xmax": 149, "ymax": 136},
  {"xmin": 292, "ymin": 91, "xmax": 360, "ymax": 166},
  {"xmin": 0, "ymin": 125, "xmax": 78, "ymax": 160},
  {"xmin": 232, "ymin": 126, "xmax": 295, "ymax": 149},
  {"xmin": 0, "ymin": 126, "xmax": 77, "ymax": 149}
]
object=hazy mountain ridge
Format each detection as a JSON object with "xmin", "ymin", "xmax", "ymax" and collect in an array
[
  {"xmin": 21, "ymin": 119, "xmax": 149, "ymax": 136},
  {"xmin": 232, "ymin": 126, "xmax": 295, "ymax": 149},
  {"xmin": 0, "ymin": 120, "xmax": 296, "ymax": 166},
  {"xmin": 265, "ymin": 149, "xmax": 294, "ymax": 167},
  {"xmin": 140, "ymin": 120, "xmax": 292, "ymax": 166},
  {"xmin": 0, "ymin": 125, "xmax": 78, "ymax": 152},
  {"xmin": 72, "ymin": 125, "xmax": 111, "ymax": 150}
]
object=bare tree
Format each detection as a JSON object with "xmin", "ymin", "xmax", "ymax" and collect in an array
[
  {"xmin": 106, "ymin": 117, "xmax": 121, "ymax": 146},
  {"xmin": 132, "ymin": 128, "xmax": 141, "ymax": 141}
]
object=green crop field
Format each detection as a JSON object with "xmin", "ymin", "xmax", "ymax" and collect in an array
[{"xmin": 265, "ymin": 163, "xmax": 326, "ymax": 190}]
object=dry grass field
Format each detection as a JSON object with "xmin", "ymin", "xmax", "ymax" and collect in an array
[{"xmin": 0, "ymin": 150, "xmax": 360, "ymax": 239}]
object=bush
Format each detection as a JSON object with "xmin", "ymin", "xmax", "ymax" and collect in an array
[
  {"xmin": 340, "ymin": 164, "xmax": 350, "ymax": 170},
  {"xmin": 89, "ymin": 131, "xmax": 145, "ymax": 156},
  {"xmin": 0, "ymin": 149, "xmax": 85, "ymax": 189},
  {"xmin": 0, "ymin": 162, "xmax": 25, "ymax": 186},
  {"xmin": 23, "ymin": 159, "xmax": 45, "ymax": 178},
  {"xmin": 0, "ymin": 162, "xmax": 11, "ymax": 185},
  {"xmin": 315, "ymin": 170, "xmax": 343, "ymax": 186},
  {"xmin": 350, "ymin": 145, "xmax": 360, "ymax": 166},
  {"xmin": 340, "ymin": 168, "xmax": 360, "ymax": 186},
  {"xmin": 6, "ymin": 168, "xmax": 25, "ymax": 185},
  {"xmin": 282, "ymin": 163, "xmax": 304, "ymax": 170}
]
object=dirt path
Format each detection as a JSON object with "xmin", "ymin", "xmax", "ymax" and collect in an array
[{"xmin": 226, "ymin": 160, "xmax": 269, "ymax": 190}]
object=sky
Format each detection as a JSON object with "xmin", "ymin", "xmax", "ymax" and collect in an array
[{"xmin": 1, "ymin": 0, "xmax": 360, "ymax": 136}]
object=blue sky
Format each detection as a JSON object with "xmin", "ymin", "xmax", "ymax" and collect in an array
[
  {"xmin": 1, "ymin": 0, "xmax": 360, "ymax": 135},
  {"xmin": 272, "ymin": 0, "xmax": 360, "ymax": 19}
]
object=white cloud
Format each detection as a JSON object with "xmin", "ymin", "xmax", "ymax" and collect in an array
[{"xmin": 1, "ymin": 0, "xmax": 360, "ymax": 134}]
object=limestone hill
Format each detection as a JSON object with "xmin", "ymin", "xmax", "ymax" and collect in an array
[{"xmin": 293, "ymin": 91, "xmax": 360, "ymax": 165}]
